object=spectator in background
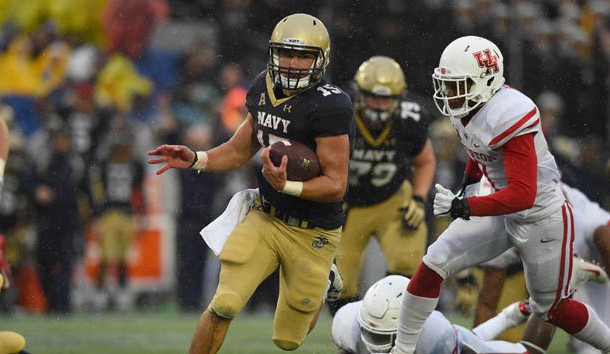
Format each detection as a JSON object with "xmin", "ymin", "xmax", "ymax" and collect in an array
[
  {"xmin": 172, "ymin": 40, "xmax": 220, "ymax": 127},
  {"xmin": 101, "ymin": 0, "xmax": 169, "ymax": 60},
  {"xmin": 32, "ymin": 40, "xmax": 70, "ymax": 97},
  {"xmin": 26, "ymin": 119, "xmax": 90, "ymax": 314},
  {"xmin": 95, "ymin": 54, "xmax": 154, "ymax": 113},
  {"xmin": 218, "ymin": 63, "xmax": 247, "ymax": 134},
  {"xmin": 56, "ymin": 82, "xmax": 112, "ymax": 162},
  {"xmin": 90, "ymin": 131, "xmax": 145, "ymax": 312},
  {"xmin": 0, "ymin": 35, "xmax": 38, "ymax": 96},
  {"xmin": 175, "ymin": 123, "xmax": 218, "ymax": 313}
]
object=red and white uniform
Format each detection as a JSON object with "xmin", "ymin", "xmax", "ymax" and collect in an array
[
  {"xmin": 331, "ymin": 300, "xmax": 527, "ymax": 354},
  {"xmin": 424, "ymin": 86, "xmax": 570, "ymax": 315},
  {"xmin": 563, "ymin": 184, "xmax": 610, "ymax": 354}
]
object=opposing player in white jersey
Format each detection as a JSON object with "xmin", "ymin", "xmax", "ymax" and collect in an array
[
  {"xmin": 333, "ymin": 275, "xmax": 536, "ymax": 354},
  {"xmin": 474, "ymin": 187, "xmax": 609, "ymax": 354},
  {"xmin": 561, "ymin": 184, "xmax": 610, "ymax": 354},
  {"xmin": 392, "ymin": 35, "xmax": 610, "ymax": 354}
]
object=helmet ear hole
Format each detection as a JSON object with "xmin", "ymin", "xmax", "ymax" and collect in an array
[{"xmin": 486, "ymin": 77, "xmax": 495, "ymax": 87}]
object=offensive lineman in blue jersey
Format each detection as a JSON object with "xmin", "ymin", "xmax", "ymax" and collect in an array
[
  {"xmin": 331, "ymin": 56, "xmax": 436, "ymax": 314},
  {"xmin": 148, "ymin": 13, "xmax": 353, "ymax": 354}
]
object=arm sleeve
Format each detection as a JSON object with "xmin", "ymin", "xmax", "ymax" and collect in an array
[
  {"xmin": 466, "ymin": 133, "xmax": 537, "ymax": 216},
  {"xmin": 464, "ymin": 157, "xmax": 483, "ymax": 184}
]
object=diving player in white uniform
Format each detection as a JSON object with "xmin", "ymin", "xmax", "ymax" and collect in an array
[{"xmin": 332, "ymin": 275, "xmax": 531, "ymax": 354}]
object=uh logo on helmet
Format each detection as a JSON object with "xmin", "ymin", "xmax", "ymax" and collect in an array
[
  {"xmin": 432, "ymin": 36, "xmax": 505, "ymax": 118},
  {"xmin": 268, "ymin": 13, "xmax": 330, "ymax": 91}
]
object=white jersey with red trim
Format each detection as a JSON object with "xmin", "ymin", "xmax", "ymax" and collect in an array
[
  {"xmin": 562, "ymin": 183, "xmax": 610, "ymax": 354},
  {"xmin": 331, "ymin": 301, "xmax": 456, "ymax": 354},
  {"xmin": 450, "ymin": 86, "xmax": 564, "ymax": 221},
  {"xmin": 562, "ymin": 184, "xmax": 610, "ymax": 253}
]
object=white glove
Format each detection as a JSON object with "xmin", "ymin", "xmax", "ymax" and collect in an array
[{"xmin": 433, "ymin": 184, "xmax": 456, "ymax": 216}]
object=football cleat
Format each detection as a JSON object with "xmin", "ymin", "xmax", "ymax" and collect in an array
[
  {"xmin": 570, "ymin": 256, "xmax": 608, "ymax": 291},
  {"xmin": 325, "ymin": 261, "xmax": 343, "ymax": 302}
]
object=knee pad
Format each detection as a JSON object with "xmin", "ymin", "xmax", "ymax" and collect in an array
[
  {"xmin": 273, "ymin": 338, "xmax": 300, "ymax": 351},
  {"xmin": 209, "ymin": 291, "xmax": 245, "ymax": 319},
  {"xmin": 422, "ymin": 245, "xmax": 451, "ymax": 279}
]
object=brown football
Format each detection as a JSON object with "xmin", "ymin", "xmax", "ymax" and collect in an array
[{"xmin": 269, "ymin": 140, "xmax": 322, "ymax": 181}]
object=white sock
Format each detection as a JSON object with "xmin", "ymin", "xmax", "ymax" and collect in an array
[
  {"xmin": 473, "ymin": 302, "xmax": 528, "ymax": 340},
  {"xmin": 572, "ymin": 304, "xmax": 610, "ymax": 352},
  {"xmin": 394, "ymin": 292, "xmax": 438, "ymax": 354},
  {"xmin": 472, "ymin": 312, "xmax": 511, "ymax": 340}
]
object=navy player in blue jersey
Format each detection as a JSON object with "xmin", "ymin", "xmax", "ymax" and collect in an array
[
  {"xmin": 332, "ymin": 56, "xmax": 435, "ymax": 314},
  {"xmin": 148, "ymin": 13, "xmax": 353, "ymax": 354}
]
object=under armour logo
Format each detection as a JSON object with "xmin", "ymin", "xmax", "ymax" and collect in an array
[
  {"xmin": 283, "ymin": 104, "xmax": 292, "ymax": 113},
  {"xmin": 301, "ymin": 158, "xmax": 311, "ymax": 168},
  {"xmin": 312, "ymin": 236, "xmax": 329, "ymax": 249},
  {"xmin": 473, "ymin": 49, "xmax": 499, "ymax": 76}
]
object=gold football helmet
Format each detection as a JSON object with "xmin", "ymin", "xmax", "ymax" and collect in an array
[
  {"xmin": 355, "ymin": 56, "xmax": 406, "ymax": 127},
  {"xmin": 268, "ymin": 13, "xmax": 330, "ymax": 90}
]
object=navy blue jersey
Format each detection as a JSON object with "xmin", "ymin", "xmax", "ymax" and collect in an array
[
  {"xmin": 347, "ymin": 98, "xmax": 431, "ymax": 206},
  {"xmin": 246, "ymin": 72, "xmax": 353, "ymax": 229}
]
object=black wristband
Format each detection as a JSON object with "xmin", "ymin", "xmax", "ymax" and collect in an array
[
  {"xmin": 188, "ymin": 148, "xmax": 198, "ymax": 168},
  {"xmin": 457, "ymin": 175, "xmax": 480, "ymax": 198},
  {"xmin": 450, "ymin": 197, "xmax": 471, "ymax": 220},
  {"xmin": 412, "ymin": 195, "xmax": 426, "ymax": 206}
]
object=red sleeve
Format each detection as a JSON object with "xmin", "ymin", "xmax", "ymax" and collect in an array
[
  {"xmin": 464, "ymin": 157, "xmax": 483, "ymax": 184},
  {"xmin": 467, "ymin": 133, "xmax": 537, "ymax": 216}
]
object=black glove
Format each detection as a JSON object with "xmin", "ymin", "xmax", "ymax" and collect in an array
[
  {"xmin": 434, "ymin": 184, "xmax": 471, "ymax": 220},
  {"xmin": 450, "ymin": 197, "xmax": 471, "ymax": 220}
]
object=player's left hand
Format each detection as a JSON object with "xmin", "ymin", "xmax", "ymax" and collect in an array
[
  {"xmin": 400, "ymin": 196, "xmax": 426, "ymax": 229},
  {"xmin": 260, "ymin": 146, "xmax": 288, "ymax": 192},
  {"xmin": 433, "ymin": 184, "xmax": 471, "ymax": 219}
]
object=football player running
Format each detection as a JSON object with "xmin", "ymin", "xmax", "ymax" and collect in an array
[
  {"xmin": 332, "ymin": 56, "xmax": 435, "ymax": 314},
  {"xmin": 475, "ymin": 181, "xmax": 610, "ymax": 354},
  {"xmin": 333, "ymin": 275, "xmax": 538, "ymax": 354},
  {"xmin": 392, "ymin": 35, "xmax": 610, "ymax": 354},
  {"xmin": 148, "ymin": 13, "xmax": 353, "ymax": 354}
]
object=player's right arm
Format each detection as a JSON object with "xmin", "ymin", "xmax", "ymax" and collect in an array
[
  {"xmin": 148, "ymin": 113, "xmax": 261, "ymax": 175},
  {"xmin": 594, "ymin": 224, "xmax": 610, "ymax": 270}
]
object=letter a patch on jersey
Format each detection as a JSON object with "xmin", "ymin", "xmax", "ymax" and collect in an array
[{"xmin": 259, "ymin": 93, "xmax": 266, "ymax": 106}]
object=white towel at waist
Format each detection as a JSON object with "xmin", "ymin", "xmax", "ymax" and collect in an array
[{"xmin": 200, "ymin": 188, "xmax": 259, "ymax": 256}]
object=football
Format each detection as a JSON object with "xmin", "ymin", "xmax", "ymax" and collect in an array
[{"xmin": 269, "ymin": 140, "xmax": 322, "ymax": 181}]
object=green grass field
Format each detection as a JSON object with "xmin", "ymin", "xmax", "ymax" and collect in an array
[{"xmin": 2, "ymin": 310, "xmax": 573, "ymax": 353}]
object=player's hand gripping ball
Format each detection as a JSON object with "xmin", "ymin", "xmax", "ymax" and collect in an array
[{"xmin": 269, "ymin": 140, "xmax": 322, "ymax": 181}]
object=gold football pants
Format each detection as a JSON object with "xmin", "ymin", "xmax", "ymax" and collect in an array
[
  {"xmin": 209, "ymin": 209, "xmax": 341, "ymax": 349},
  {"xmin": 337, "ymin": 181, "xmax": 427, "ymax": 299}
]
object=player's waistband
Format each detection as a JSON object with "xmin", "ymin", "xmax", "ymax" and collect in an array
[{"xmin": 260, "ymin": 197, "xmax": 318, "ymax": 229}]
